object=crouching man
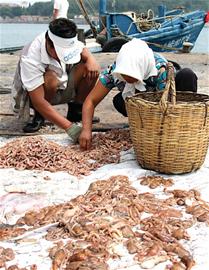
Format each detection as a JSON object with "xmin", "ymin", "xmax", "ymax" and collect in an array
[{"xmin": 13, "ymin": 18, "xmax": 100, "ymax": 143}]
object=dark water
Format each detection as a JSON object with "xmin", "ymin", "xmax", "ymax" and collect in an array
[{"xmin": 0, "ymin": 23, "xmax": 208, "ymax": 53}]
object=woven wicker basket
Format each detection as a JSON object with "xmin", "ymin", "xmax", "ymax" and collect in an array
[{"xmin": 125, "ymin": 63, "xmax": 209, "ymax": 174}]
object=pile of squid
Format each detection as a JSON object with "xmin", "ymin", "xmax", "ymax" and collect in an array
[
  {"xmin": 1, "ymin": 175, "xmax": 208, "ymax": 270},
  {"xmin": 0, "ymin": 130, "xmax": 132, "ymax": 176}
]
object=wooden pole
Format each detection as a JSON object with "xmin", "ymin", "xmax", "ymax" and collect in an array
[{"xmin": 76, "ymin": 0, "xmax": 98, "ymax": 38}]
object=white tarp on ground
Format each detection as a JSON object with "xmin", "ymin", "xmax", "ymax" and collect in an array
[{"xmin": 0, "ymin": 134, "xmax": 209, "ymax": 270}]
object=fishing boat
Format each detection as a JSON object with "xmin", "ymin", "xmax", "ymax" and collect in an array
[{"xmin": 78, "ymin": 0, "xmax": 209, "ymax": 53}]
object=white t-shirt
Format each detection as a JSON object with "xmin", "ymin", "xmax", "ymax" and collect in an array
[
  {"xmin": 20, "ymin": 33, "xmax": 69, "ymax": 92},
  {"xmin": 54, "ymin": 0, "xmax": 69, "ymax": 18}
]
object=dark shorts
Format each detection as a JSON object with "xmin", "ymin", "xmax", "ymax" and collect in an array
[{"xmin": 51, "ymin": 66, "xmax": 76, "ymax": 105}]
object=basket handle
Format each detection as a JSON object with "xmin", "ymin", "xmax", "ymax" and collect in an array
[{"xmin": 159, "ymin": 62, "xmax": 176, "ymax": 113}]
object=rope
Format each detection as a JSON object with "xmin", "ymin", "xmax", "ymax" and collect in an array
[
  {"xmin": 85, "ymin": 0, "xmax": 97, "ymax": 15},
  {"xmin": 135, "ymin": 9, "xmax": 161, "ymax": 32},
  {"xmin": 76, "ymin": 0, "xmax": 98, "ymax": 38},
  {"xmin": 75, "ymin": 0, "xmax": 107, "ymax": 37}
]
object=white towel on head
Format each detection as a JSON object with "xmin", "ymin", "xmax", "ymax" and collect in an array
[{"xmin": 112, "ymin": 38, "xmax": 157, "ymax": 99}]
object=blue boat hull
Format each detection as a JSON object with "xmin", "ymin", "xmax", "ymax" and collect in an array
[
  {"xmin": 98, "ymin": 0, "xmax": 207, "ymax": 52},
  {"xmin": 140, "ymin": 19, "xmax": 205, "ymax": 52}
]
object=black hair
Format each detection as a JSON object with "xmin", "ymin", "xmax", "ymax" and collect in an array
[{"xmin": 49, "ymin": 18, "xmax": 77, "ymax": 38}]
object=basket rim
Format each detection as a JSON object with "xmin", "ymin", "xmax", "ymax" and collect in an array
[{"xmin": 126, "ymin": 92, "xmax": 209, "ymax": 107}]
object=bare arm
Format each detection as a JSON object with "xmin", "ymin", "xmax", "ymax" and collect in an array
[
  {"xmin": 79, "ymin": 80, "xmax": 109, "ymax": 150},
  {"xmin": 29, "ymin": 85, "xmax": 72, "ymax": 130}
]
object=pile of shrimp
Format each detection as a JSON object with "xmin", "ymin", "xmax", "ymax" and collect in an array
[{"xmin": 0, "ymin": 130, "xmax": 132, "ymax": 176}]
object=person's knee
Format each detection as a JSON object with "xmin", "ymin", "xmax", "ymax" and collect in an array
[
  {"xmin": 44, "ymin": 70, "xmax": 59, "ymax": 92},
  {"xmin": 74, "ymin": 63, "xmax": 98, "ymax": 85},
  {"xmin": 175, "ymin": 68, "xmax": 197, "ymax": 92},
  {"xmin": 73, "ymin": 63, "xmax": 98, "ymax": 102},
  {"xmin": 178, "ymin": 68, "xmax": 197, "ymax": 78}
]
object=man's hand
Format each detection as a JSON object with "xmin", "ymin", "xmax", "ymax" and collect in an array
[
  {"xmin": 84, "ymin": 58, "xmax": 100, "ymax": 79},
  {"xmin": 81, "ymin": 48, "xmax": 100, "ymax": 80},
  {"xmin": 79, "ymin": 129, "xmax": 92, "ymax": 150},
  {"xmin": 66, "ymin": 123, "xmax": 82, "ymax": 143}
]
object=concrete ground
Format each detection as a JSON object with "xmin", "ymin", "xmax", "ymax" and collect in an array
[{"xmin": 0, "ymin": 51, "xmax": 208, "ymax": 135}]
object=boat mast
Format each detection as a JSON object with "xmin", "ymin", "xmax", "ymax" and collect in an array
[{"xmin": 76, "ymin": 0, "xmax": 98, "ymax": 38}]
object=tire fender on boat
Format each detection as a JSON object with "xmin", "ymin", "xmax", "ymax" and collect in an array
[{"xmin": 102, "ymin": 37, "xmax": 129, "ymax": 52}]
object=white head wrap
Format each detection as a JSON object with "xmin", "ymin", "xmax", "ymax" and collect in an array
[{"xmin": 113, "ymin": 38, "xmax": 157, "ymax": 99}]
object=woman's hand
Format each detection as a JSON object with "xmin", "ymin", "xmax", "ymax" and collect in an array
[{"xmin": 79, "ymin": 129, "xmax": 92, "ymax": 150}]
